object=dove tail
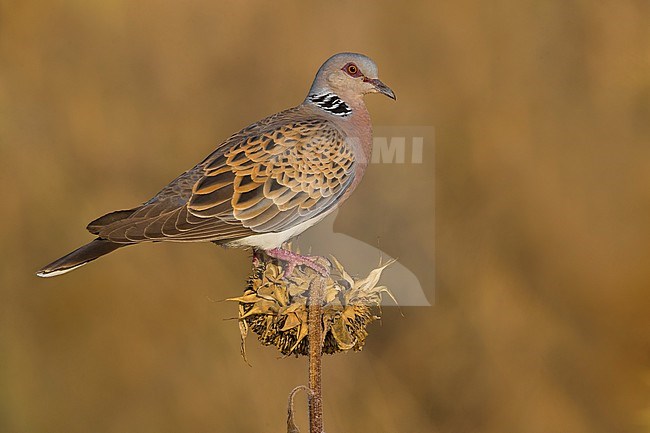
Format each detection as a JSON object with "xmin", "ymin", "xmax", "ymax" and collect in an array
[{"xmin": 36, "ymin": 238, "xmax": 126, "ymax": 278}]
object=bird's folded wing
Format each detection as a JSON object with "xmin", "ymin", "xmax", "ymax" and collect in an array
[{"xmin": 90, "ymin": 117, "xmax": 356, "ymax": 244}]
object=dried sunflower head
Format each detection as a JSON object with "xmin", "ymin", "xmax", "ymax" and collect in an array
[{"xmin": 229, "ymin": 255, "xmax": 396, "ymax": 358}]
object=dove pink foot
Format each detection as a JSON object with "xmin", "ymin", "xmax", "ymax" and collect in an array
[{"xmin": 263, "ymin": 248, "xmax": 330, "ymax": 278}]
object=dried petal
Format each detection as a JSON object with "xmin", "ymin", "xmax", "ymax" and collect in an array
[{"xmin": 232, "ymin": 253, "xmax": 395, "ymax": 357}]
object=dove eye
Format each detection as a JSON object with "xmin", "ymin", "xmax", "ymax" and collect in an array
[{"xmin": 343, "ymin": 63, "xmax": 362, "ymax": 77}]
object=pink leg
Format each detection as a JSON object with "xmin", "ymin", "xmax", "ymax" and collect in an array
[{"xmin": 264, "ymin": 248, "xmax": 330, "ymax": 278}]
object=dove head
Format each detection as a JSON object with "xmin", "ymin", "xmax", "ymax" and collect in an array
[{"xmin": 307, "ymin": 53, "xmax": 395, "ymax": 106}]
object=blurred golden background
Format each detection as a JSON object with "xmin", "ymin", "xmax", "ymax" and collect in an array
[{"xmin": 1, "ymin": 0, "xmax": 649, "ymax": 432}]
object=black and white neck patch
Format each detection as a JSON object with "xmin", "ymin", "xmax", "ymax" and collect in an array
[{"xmin": 308, "ymin": 93, "xmax": 352, "ymax": 117}]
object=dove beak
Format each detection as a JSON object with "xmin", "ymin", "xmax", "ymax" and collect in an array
[{"xmin": 364, "ymin": 77, "xmax": 396, "ymax": 100}]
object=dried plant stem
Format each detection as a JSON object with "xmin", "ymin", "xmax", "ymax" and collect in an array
[
  {"xmin": 287, "ymin": 385, "xmax": 311, "ymax": 433},
  {"xmin": 307, "ymin": 275, "xmax": 326, "ymax": 433}
]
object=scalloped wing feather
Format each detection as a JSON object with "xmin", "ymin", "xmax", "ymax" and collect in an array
[{"xmin": 90, "ymin": 108, "xmax": 356, "ymax": 245}]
